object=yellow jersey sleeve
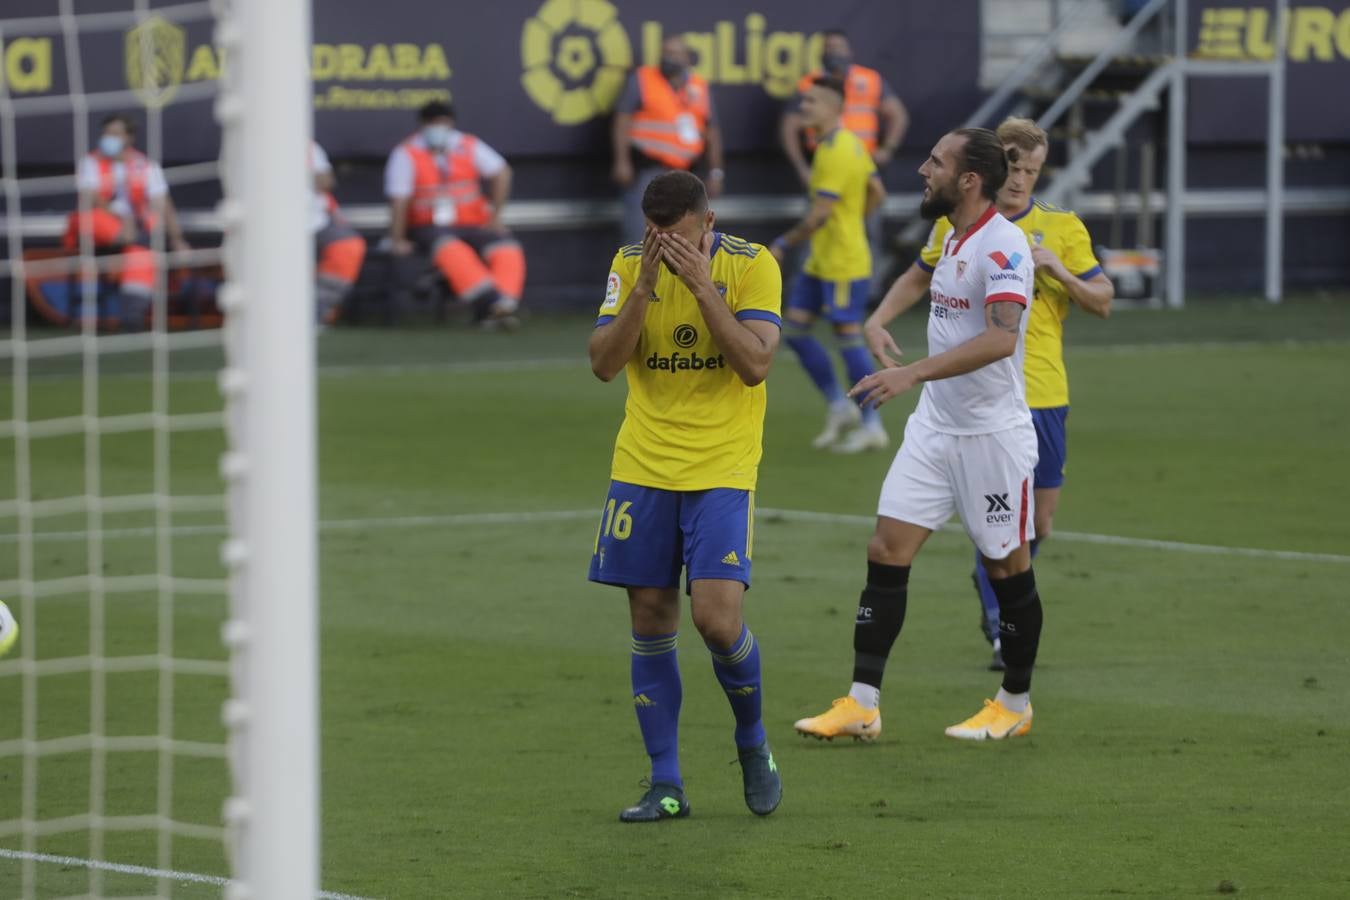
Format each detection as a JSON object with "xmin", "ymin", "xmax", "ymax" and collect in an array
[
  {"xmin": 1057, "ymin": 213, "xmax": 1104, "ymax": 280},
  {"xmin": 729, "ymin": 249, "xmax": 783, "ymax": 326},
  {"xmin": 597, "ymin": 245, "xmax": 643, "ymax": 324},
  {"xmin": 917, "ymin": 218, "xmax": 953, "ymax": 272}
]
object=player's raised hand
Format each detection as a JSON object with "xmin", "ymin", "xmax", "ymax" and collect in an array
[
  {"xmin": 848, "ymin": 365, "xmax": 920, "ymax": 409},
  {"xmin": 660, "ymin": 232, "xmax": 715, "ymax": 295},
  {"xmin": 636, "ymin": 225, "xmax": 662, "ymax": 292},
  {"xmin": 863, "ymin": 319, "xmax": 903, "ymax": 368},
  {"xmin": 1031, "ymin": 246, "xmax": 1067, "ymax": 281}
]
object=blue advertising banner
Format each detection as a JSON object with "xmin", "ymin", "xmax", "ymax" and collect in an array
[
  {"xmin": 1, "ymin": 0, "xmax": 981, "ymax": 164},
  {"xmin": 1189, "ymin": 0, "xmax": 1350, "ymax": 142}
]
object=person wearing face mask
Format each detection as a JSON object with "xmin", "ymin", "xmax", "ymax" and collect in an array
[
  {"xmin": 64, "ymin": 113, "xmax": 191, "ymax": 331},
  {"xmin": 611, "ymin": 35, "xmax": 726, "ymax": 243},
  {"xmin": 780, "ymin": 29, "xmax": 909, "ymax": 298},
  {"xmin": 384, "ymin": 101, "xmax": 525, "ymax": 328}
]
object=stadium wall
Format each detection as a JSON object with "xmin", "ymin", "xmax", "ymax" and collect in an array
[{"xmin": 2, "ymin": 0, "xmax": 1348, "ymax": 316}]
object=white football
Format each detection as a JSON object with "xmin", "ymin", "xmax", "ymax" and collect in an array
[{"xmin": 0, "ymin": 600, "xmax": 18, "ymax": 659}]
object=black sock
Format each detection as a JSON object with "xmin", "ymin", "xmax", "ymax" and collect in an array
[
  {"xmin": 851, "ymin": 561, "xmax": 910, "ymax": 689},
  {"xmin": 990, "ymin": 568, "xmax": 1043, "ymax": 694}
]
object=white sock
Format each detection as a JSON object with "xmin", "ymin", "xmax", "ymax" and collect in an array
[
  {"xmin": 829, "ymin": 398, "xmax": 854, "ymax": 416},
  {"xmin": 995, "ymin": 687, "xmax": 1030, "ymax": 713},
  {"xmin": 848, "ymin": 682, "xmax": 880, "ymax": 709}
]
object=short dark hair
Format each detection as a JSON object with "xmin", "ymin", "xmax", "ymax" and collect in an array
[
  {"xmin": 953, "ymin": 127, "xmax": 1008, "ymax": 200},
  {"xmin": 811, "ymin": 75, "xmax": 845, "ymax": 99},
  {"xmin": 100, "ymin": 113, "xmax": 136, "ymax": 136},
  {"xmin": 642, "ymin": 170, "xmax": 708, "ymax": 227},
  {"xmin": 418, "ymin": 100, "xmax": 455, "ymax": 122}
]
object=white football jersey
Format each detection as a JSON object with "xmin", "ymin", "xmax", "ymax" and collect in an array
[{"xmin": 912, "ymin": 206, "xmax": 1034, "ymax": 435}]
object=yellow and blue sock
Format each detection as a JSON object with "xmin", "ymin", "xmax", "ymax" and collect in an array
[
  {"xmin": 838, "ymin": 335, "xmax": 880, "ymax": 426},
  {"xmin": 785, "ymin": 322, "xmax": 844, "ymax": 403},
  {"xmin": 708, "ymin": 624, "xmax": 765, "ymax": 750},
  {"xmin": 631, "ymin": 631, "xmax": 682, "ymax": 786}
]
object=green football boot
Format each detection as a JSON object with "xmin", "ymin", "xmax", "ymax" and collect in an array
[
  {"xmin": 737, "ymin": 742, "xmax": 782, "ymax": 816},
  {"xmin": 619, "ymin": 781, "xmax": 689, "ymax": 823}
]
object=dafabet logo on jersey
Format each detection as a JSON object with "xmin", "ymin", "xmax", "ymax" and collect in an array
[{"xmin": 648, "ymin": 325, "xmax": 726, "ymax": 373}]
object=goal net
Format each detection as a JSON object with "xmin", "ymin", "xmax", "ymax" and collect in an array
[{"xmin": 0, "ymin": 0, "xmax": 317, "ymax": 896}]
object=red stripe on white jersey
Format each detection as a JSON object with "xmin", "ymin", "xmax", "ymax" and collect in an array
[{"xmin": 1018, "ymin": 477, "xmax": 1029, "ymax": 545}]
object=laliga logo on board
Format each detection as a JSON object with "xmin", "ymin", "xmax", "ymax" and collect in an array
[
  {"xmin": 521, "ymin": 0, "xmax": 633, "ymax": 125},
  {"xmin": 520, "ymin": 0, "xmax": 827, "ymax": 124},
  {"xmin": 125, "ymin": 16, "xmax": 186, "ymax": 109}
]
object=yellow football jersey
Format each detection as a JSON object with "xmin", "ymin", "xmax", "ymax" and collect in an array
[
  {"xmin": 804, "ymin": 128, "xmax": 876, "ymax": 282},
  {"xmin": 919, "ymin": 199, "xmax": 1102, "ymax": 408},
  {"xmin": 596, "ymin": 233, "xmax": 783, "ymax": 491}
]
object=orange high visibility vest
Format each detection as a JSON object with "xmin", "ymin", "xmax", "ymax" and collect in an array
[
  {"xmin": 797, "ymin": 64, "xmax": 884, "ymax": 153},
  {"xmin": 87, "ymin": 149, "xmax": 157, "ymax": 229},
  {"xmin": 629, "ymin": 66, "xmax": 710, "ymax": 170},
  {"xmin": 402, "ymin": 134, "xmax": 492, "ymax": 229}
]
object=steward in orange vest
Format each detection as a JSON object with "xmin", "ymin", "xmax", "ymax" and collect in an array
[
  {"xmin": 780, "ymin": 29, "xmax": 909, "ymax": 189},
  {"xmin": 385, "ymin": 101, "xmax": 525, "ymax": 329},
  {"xmin": 311, "ymin": 141, "xmax": 367, "ymax": 325},
  {"xmin": 611, "ymin": 35, "xmax": 726, "ymax": 241},
  {"xmin": 64, "ymin": 113, "xmax": 190, "ymax": 330}
]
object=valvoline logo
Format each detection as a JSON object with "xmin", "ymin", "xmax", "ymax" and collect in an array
[{"xmin": 989, "ymin": 250, "xmax": 1023, "ymax": 271}]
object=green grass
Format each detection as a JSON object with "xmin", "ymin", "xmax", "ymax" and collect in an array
[{"xmin": 2, "ymin": 295, "xmax": 1350, "ymax": 898}]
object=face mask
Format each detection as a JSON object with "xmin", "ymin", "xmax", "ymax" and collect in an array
[
  {"xmin": 421, "ymin": 124, "xmax": 451, "ymax": 150},
  {"xmin": 99, "ymin": 135, "xmax": 125, "ymax": 157},
  {"xmin": 822, "ymin": 53, "xmax": 850, "ymax": 74},
  {"xmin": 659, "ymin": 58, "xmax": 687, "ymax": 80}
]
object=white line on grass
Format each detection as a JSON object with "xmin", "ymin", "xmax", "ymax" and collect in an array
[
  {"xmin": 317, "ymin": 356, "xmax": 583, "ymax": 378},
  {"xmin": 754, "ymin": 508, "xmax": 1350, "ymax": 565},
  {"xmin": 0, "ymin": 847, "xmax": 373, "ymax": 900},
  {"xmin": 4, "ymin": 506, "xmax": 1347, "ymax": 565},
  {"xmin": 14, "ymin": 336, "xmax": 1348, "ymax": 384},
  {"xmin": 1066, "ymin": 337, "xmax": 1350, "ymax": 354}
]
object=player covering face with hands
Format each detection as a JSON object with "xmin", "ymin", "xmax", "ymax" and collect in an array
[{"xmin": 588, "ymin": 171, "xmax": 784, "ymax": 823}]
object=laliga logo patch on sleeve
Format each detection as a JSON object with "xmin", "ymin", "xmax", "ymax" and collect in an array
[{"xmin": 602, "ymin": 271, "xmax": 621, "ymax": 309}]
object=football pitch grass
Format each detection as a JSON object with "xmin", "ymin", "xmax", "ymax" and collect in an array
[{"xmin": 1, "ymin": 295, "xmax": 1349, "ymax": 898}]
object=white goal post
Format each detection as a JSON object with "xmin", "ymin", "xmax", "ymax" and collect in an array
[
  {"xmin": 0, "ymin": 0, "xmax": 319, "ymax": 894},
  {"xmin": 219, "ymin": 0, "xmax": 319, "ymax": 895}
]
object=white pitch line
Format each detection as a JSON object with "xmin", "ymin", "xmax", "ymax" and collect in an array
[
  {"xmin": 316, "ymin": 356, "xmax": 582, "ymax": 378},
  {"xmin": 755, "ymin": 508, "xmax": 1350, "ymax": 565},
  {"xmin": 0, "ymin": 509, "xmax": 597, "ymax": 544},
  {"xmin": 0, "ymin": 847, "xmax": 374, "ymax": 900},
  {"xmin": 3, "ymin": 506, "xmax": 1347, "ymax": 565},
  {"xmin": 14, "ymin": 335, "xmax": 1348, "ymax": 384},
  {"xmin": 1066, "ymin": 337, "xmax": 1350, "ymax": 354}
]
